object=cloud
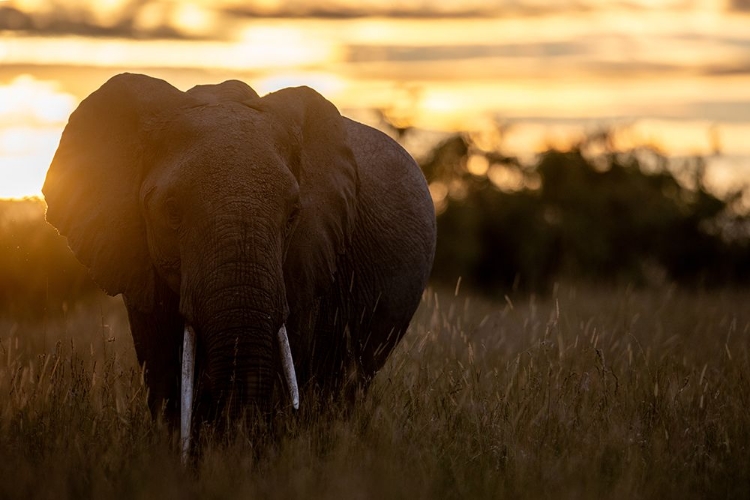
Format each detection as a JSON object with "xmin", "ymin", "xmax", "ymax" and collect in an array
[
  {"xmin": 3, "ymin": 0, "xmax": 727, "ymax": 40},
  {"xmin": 0, "ymin": 1, "xmax": 213, "ymax": 39}
]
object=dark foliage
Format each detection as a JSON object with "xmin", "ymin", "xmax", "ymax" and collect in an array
[
  {"xmin": 0, "ymin": 199, "xmax": 98, "ymax": 318},
  {"xmin": 422, "ymin": 131, "xmax": 750, "ymax": 295}
]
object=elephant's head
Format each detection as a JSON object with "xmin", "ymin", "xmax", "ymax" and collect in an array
[{"xmin": 43, "ymin": 73, "xmax": 358, "ymax": 427}]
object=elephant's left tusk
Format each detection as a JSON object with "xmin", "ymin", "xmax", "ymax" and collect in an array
[
  {"xmin": 181, "ymin": 325, "xmax": 196, "ymax": 464},
  {"xmin": 277, "ymin": 324, "xmax": 300, "ymax": 410}
]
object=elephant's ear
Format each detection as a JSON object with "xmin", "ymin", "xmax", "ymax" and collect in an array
[
  {"xmin": 258, "ymin": 87, "xmax": 359, "ymax": 306},
  {"xmin": 43, "ymin": 73, "xmax": 188, "ymax": 310}
]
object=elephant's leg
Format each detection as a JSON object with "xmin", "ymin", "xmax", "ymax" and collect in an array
[
  {"xmin": 306, "ymin": 293, "xmax": 351, "ymax": 394},
  {"xmin": 124, "ymin": 286, "xmax": 183, "ymax": 427},
  {"xmin": 357, "ymin": 318, "xmax": 410, "ymax": 380},
  {"xmin": 333, "ymin": 279, "xmax": 416, "ymax": 400},
  {"xmin": 308, "ymin": 293, "xmax": 381, "ymax": 404}
]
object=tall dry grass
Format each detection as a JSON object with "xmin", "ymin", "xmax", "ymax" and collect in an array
[{"xmin": 1, "ymin": 285, "xmax": 748, "ymax": 499}]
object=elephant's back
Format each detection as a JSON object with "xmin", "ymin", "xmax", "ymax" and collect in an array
[
  {"xmin": 340, "ymin": 118, "xmax": 434, "ymax": 351},
  {"xmin": 344, "ymin": 118, "xmax": 436, "ymax": 280}
]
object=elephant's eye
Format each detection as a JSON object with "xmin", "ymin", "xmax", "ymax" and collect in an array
[
  {"xmin": 165, "ymin": 199, "xmax": 182, "ymax": 229},
  {"xmin": 286, "ymin": 205, "xmax": 300, "ymax": 235}
]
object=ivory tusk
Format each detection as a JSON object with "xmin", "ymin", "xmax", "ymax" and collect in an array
[
  {"xmin": 181, "ymin": 325, "xmax": 196, "ymax": 464},
  {"xmin": 277, "ymin": 324, "xmax": 300, "ymax": 410}
]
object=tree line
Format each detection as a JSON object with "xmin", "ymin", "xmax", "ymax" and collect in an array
[
  {"xmin": 422, "ymin": 129, "xmax": 750, "ymax": 295},
  {"xmin": 2, "ymin": 129, "xmax": 749, "ymax": 317}
]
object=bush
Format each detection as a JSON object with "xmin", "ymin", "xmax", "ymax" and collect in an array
[
  {"xmin": 0, "ymin": 198, "xmax": 98, "ymax": 318},
  {"xmin": 422, "ymin": 131, "xmax": 750, "ymax": 294}
]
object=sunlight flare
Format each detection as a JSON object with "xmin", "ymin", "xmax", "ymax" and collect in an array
[{"xmin": 0, "ymin": 76, "xmax": 75, "ymax": 199}]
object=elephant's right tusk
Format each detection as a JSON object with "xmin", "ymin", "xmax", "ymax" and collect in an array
[
  {"xmin": 277, "ymin": 324, "xmax": 300, "ymax": 410},
  {"xmin": 181, "ymin": 324, "xmax": 196, "ymax": 465}
]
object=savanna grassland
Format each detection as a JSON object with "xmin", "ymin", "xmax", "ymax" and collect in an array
[{"xmin": 0, "ymin": 285, "xmax": 749, "ymax": 499}]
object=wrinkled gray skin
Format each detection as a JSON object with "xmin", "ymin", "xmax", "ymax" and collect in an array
[{"xmin": 43, "ymin": 73, "xmax": 436, "ymax": 432}]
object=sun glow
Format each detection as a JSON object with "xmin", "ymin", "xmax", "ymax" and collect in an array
[
  {"xmin": 237, "ymin": 25, "xmax": 344, "ymax": 69},
  {"xmin": 0, "ymin": 24, "xmax": 343, "ymax": 71},
  {"xmin": 1, "ymin": 3, "xmax": 750, "ymax": 199},
  {"xmin": 0, "ymin": 76, "xmax": 76, "ymax": 199}
]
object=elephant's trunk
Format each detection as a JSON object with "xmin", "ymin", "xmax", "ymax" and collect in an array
[
  {"xmin": 180, "ymin": 223, "xmax": 287, "ymax": 426},
  {"xmin": 200, "ymin": 296, "xmax": 277, "ymax": 420},
  {"xmin": 180, "ymin": 322, "xmax": 298, "ymax": 462}
]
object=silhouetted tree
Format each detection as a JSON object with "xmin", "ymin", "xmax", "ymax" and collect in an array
[{"xmin": 422, "ymin": 131, "xmax": 750, "ymax": 295}]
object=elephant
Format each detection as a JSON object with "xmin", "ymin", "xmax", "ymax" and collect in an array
[{"xmin": 42, "ymin": 73, "xmax": 436, "ymax": 456}]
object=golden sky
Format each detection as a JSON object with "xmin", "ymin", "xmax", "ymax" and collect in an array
[{"xmin": 1, "ymin": 0, "xmax": 749, "ymax": 198}]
